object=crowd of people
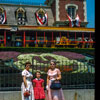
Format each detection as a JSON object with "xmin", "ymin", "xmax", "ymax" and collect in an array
[{"xmin": 21, "ymin": 60, "xmax": 65, "ymax": 100}]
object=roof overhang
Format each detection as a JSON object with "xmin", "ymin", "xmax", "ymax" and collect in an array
[{"xmin": 0, "ymin": 25, "xmax": 95, "ymax": 32}]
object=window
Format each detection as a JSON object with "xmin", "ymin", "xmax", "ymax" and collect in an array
[
  {"xmin": 65, "ymin": 4, "xmax": 78, "ymax": 19},
  {"xmin": 68, "ymin": 6, "xmax": 75, "ymax": 19},
  {"xmin": 15, "ymin": 7, "xmax": 26, "ymax": 25}
]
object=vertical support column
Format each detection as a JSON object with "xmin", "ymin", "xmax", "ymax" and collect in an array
[
  {"xmin": 43, "ymin": 32, "xmax": 46, "ymax": 48},
  {"xmin": 52, "ymin": 32, "xmax": 53, "ymax": 41},
  {"xmin": 44, "ymin": 32, "xmax": 45, "ymax": 42},
  {"xmin": 35, "ymin": 32, "xmax": 38, "ymax": 47},
  {"xmin": 59, "ymin": 32, "xmax": 61, "ymax": 44},
  {"xmin": 4, "ymin": 31, "xmax": 6, "ymax": 47},
  {"xmin": 82, "ymin": 32, "xmax": 85, "ymax": 48},
  {"xmin": 67, "ymin": 32, "xmax": 69, "ymax": 39},
  {"xmin": 82, "ymin": 32, "xmax": 84, "ymax": 40},
  {"xmin": 23, "ymin": 31, "xmax": 26, "ymax": 47},
  {"xmin": 51, "ymin": 32, "xmax": 55, "ymax": 48},
  {"xmin": 75, "ymin": 32, "xmax": 76, "ymax": 41},
  {"xmin": 75, "ymin": 32, "xmax": 77, "ymax": 47},
  {"xmin": 56, "ymin": 0, "xmax": 60, "ymax": 22},
  {"xmin": 67, "ymin": 32, "xmax": 69, "ymax": 45},
  {"xmin": 36, "ymin": 32, "xmax": 37, "ymax": 44},
  {"xmin": 83, "ymin": 0, "xmax": 87, "ymax": 22},
  {"xmin": 89, "ymin": 32, "xmax": 92, "ymax": 48},
  {"xmin": 90, "ymin": 32, "xmax": 91, "ymax": 40}
]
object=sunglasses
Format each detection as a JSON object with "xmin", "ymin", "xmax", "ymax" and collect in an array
[{"xmin": 50, "ymin": 64, "xmax": 55, "ymax": 65}]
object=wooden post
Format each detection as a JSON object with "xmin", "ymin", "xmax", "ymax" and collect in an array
[{"xmin": 23, "ymin": 31, "xmax": 26, "ymax": 47}]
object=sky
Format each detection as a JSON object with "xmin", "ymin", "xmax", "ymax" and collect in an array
[
  {"xmin": 86, "ymin": 0, "xmax": 95, "ymax": 28},
  {"xmin": 0, "ymin": 0, "xmax": 95, "ymax": 28}
]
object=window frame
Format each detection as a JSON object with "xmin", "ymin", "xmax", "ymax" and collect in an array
[
  {"xmin": 15, "ymin": 7, "xmax": 26, "ymax": 25},
  {"xmin": 65, "ymin": 4, "xmax": 78, "ymax": 19}
]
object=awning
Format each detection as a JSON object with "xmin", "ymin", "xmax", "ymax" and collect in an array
[
  {"xmin": 0, "ymin": 25, "xmax": 95, "ymax": 32},
  {"xmin": 18, "ymin": 26, "xmax": 95, "ymax": 32}
]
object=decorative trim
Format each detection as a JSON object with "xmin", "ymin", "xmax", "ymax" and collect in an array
[
  {"xmin": 56, "ymin": 0, "xmax": 60, "ymax": 21},
  {"xmin": 16, "ymin": 7, "xmax": 25, "ymax": 13},
  {"xmin": 0, "ymin": 7, "xmax": 4, "ymax": 12},
  {"xmin": 65, "ymin": 4, "xmax": 78, "ymax": 10},
  {"xmin": 18, "ymin": 26, "xmax": 95, "ymax": 32},
  {"xmin": 83, "ymin": 0, "xmax": 87, "ymax": 22},
  {"xmin": 15, "ymin": 7, "xmax": 26, "ymax": 18}
]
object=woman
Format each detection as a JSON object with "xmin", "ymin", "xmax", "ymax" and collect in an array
[
  {"xmin": 46, "ymin": 60, "xmax": 65, "ymax": 100},
  {"xmin": 21, "ymin": 62, "xmax": 34, "ymax": 100}
]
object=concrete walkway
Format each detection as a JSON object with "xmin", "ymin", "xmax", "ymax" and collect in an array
[{"xmin": 0, "ymin": 89, "xmax": 95, "ymax": 100}]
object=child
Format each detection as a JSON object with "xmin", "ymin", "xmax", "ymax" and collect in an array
[{"xmin": 32, "ymin": 71, "xmax": 45, "ymax": 100}]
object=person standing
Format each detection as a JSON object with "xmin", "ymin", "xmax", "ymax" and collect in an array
[
  {"xmin": 21, "ymin": 62, "xmax": 34, "ymax": 100},
  {"xmin": 46, "ymin": 60, "xmax": 65, "ymax": 100},
  {"xmin": 32, "ymin": 71, "xmax": 45, "ymax": 100}
]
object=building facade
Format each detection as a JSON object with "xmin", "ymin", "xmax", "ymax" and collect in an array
[
  {"xmin": 45, "ymin": 0, "xmax": 88, "ymax": 27},
  {"xmin": 0, "ymin": 0, "xmax": 95, "ymax": 48}
]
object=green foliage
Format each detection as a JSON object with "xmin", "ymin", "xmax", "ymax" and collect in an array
[{"xmin": 0, "ymin": 47, "xmax": 95, "ymax": 56}]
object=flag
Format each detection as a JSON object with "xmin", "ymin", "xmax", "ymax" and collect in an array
[
  {"xmin": 35, "ymin": 12, "xmax": 48, "ymax": 25},
  {"xmin": 66, "ymin": 14, "xmax": 74, "ymax": 27},
  {"xmin": 0, "ymin": 10, "xmax": 6, "ymax": 24},
  {"xmin": 75, "ymin": 14, "xmax": 81, "ymax": 27}
]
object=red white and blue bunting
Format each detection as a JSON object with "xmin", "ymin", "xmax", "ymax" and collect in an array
[
  {"xmin": 67, "ymin": 13, "xmax": 81, "ymax": 27},
  {"xmin": 35, "ymin": 9, "xmax": 48, "ymax": 26},
  {"xmin": 66, "ymin": 13, "xmax": 74, "ymax": 27},
  {"xmin": 0, "ymin": 10, "xmax": 6, "ymax": 24},
  {"xmin": 75, "ymin": 14, "xmax": 81, "ymax": 27}
]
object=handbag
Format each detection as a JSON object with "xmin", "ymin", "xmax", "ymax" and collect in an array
[
  {"xmin": 50, "ymin": 81, "xmax": 61, "ymax": 90},
  {"xmin": 24, "ymin": 91, "xmax": 30, "ymax": 97}
]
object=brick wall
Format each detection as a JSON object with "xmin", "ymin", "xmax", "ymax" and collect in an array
[
  {"xmin": 59, "ymin": 0, "xmax": 84, "ymax": 21},
  {"xmin": 51, "ymin": 0, "xmax": 56, "ymax": 21}
]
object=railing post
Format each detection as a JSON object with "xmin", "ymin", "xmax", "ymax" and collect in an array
[
  {"xmin": 4, "ymin": 31, "xmax": 6, "ymax": 47},
  {"xmin": 23, "ymin": 31, "xmax": 26, "ymax": 47}
]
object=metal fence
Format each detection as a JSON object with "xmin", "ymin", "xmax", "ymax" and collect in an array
[{"xmin": 0, "ymin": 58, "xmax": 95, "ymax": 91}]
